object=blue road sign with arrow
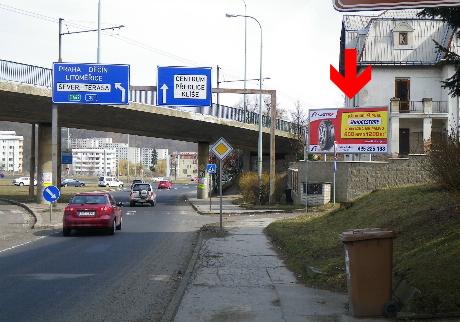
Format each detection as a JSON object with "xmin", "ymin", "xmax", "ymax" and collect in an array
[
  {"xmin": 52, "ymin": 63, "xmax": 130, "ymax": 105},
  {"xmin": 43, "ymin": 185, "xmax": 61, "ymax": 203},
  {"xmin": 157, "ymin": 66, "xmax": 212, "ymax": 107},
  {"xmin": 206, "ymin": 163, "xmax": 217, "ymax": 174}
]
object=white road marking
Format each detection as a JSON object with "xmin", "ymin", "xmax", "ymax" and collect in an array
[
  {"xmin": 0, "ymin": 236, "xmax": 46, "ymax": 254},
  {"xmin": 149, "ymin": 274, "xmax": 170, "ymax": 282},
  {"xmin": 18, "ymin": 273, "xmax": 95, "ymax": 280}
]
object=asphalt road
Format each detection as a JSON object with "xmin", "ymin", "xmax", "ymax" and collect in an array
[{"xmin": 0, "ymin": 184, "xmax": 217, "ymax": 322}]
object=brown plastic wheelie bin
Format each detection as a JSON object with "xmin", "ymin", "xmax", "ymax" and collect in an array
[{"xmin": 340, "ymin": 228, "xmax": 396, "ymax": 317}]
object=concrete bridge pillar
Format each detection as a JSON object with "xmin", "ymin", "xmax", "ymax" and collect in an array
[
  {"xmin": 242, "ymin": 150, "xmax": 252, "ymax": 172},
  {"xmin": 36, "ymin": 124, "xmax": 52, "ymax": 204},
  {"xmin": 197, "ymin": 142, "xmax": 209, "ymax": 199}
]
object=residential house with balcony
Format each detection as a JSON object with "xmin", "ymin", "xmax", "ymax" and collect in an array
[{"xmin": 341, "ymin": 10, "xmax": 460, "ymax": 156}]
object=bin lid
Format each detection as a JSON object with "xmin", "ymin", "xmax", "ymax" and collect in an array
[{"xmin": 340, "ymin": 228, "xmax": 396, "ymax": 242}]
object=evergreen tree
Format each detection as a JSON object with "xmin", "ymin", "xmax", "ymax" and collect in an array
[
  {"xmin": 419, "ymin": 8, "xmax": 460, "ymax": 97},
  {"xmin": 151, "ymin": 148, "xmax": 158, "ymax": 167}
]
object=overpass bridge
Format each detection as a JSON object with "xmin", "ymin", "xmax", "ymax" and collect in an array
[{"xmin": 0, "ymin": 59, "xmax": 303, "ymax": 202}]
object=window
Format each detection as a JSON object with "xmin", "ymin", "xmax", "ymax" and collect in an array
[
  {"xmin": 399, "ymin": 32, "xmax": 408, "ymax": 46},
  {"xmin": 303, "ymin": 183, "xmax": 323, "ymax": 195},
  {"xmin": 393, "ymin": 22, "xmax": 414, "ymax": 50}
]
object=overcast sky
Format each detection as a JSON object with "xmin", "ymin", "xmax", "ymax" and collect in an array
[{"xmin": 0, "ymin": 0, "xmax": 369, "ymax": 114}]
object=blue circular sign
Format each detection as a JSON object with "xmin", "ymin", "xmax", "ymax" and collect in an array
[{"xmin": 42, "ymin": 185, "xmax": 61, "ymax": 202}]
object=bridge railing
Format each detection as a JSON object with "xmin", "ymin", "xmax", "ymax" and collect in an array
[
  {"xmin": 0, "ymin": 60, "xmax": 52, "ymax": 88},
  {"xmin": 0, "ymin": 59, "xmax": 305, "ymax": 135}
]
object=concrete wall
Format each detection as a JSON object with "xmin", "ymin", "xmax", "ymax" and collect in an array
[{"xmin": 289, "ymin": 155, "xmax": 432, "ymax": 203}]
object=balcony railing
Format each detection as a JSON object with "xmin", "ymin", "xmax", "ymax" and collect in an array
[{"xmin": 397, "ymin": 100, "xmax": 448, "ymax": 114}]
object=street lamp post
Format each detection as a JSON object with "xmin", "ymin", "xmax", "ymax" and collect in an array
[
  {"xmin": 242, "ymin": 0, "xmax": 247, "ymax": 123},
  {"xmin": 226, "ymin": 13, "xmax": 263, "ymax": 203}
]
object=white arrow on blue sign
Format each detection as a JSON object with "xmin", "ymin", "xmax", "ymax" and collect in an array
[
  {"xmin": 52, "ymin": 63, "xmax": 130, "ymax": 105},
  {"xmin": 43, "ymin": 185, "xmax": 61, "ymax": 203},
  {"xmin": 206, "ymin": 163, "xmax": 217, "ymax": 174},
  {"xmin": 157, "ymin": 66, "xmax": 212, "ymax": 107}
]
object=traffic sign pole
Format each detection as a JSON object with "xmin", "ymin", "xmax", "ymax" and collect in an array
[
  {"xmin": 219, "ymin": 159, "xmax": 223, "ymax": 232},
  {"xmin": 42, "ymin": 185, "xmax": 61, "ymax": 223},
  {"xmin": 209, "ymin": 175, "xmax": 212, "ymax": 212}
]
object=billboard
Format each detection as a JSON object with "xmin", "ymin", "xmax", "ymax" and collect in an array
[
  {"xmin": 308, "ymin": 107, "xmax": 388, "ymax": 154},
  {"xmin": 333, "ymin": 0, "xmax": 460, "ymax": 11}
]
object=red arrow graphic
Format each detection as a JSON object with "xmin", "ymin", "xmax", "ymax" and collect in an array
[{"xmin": 330, "ymin": 48, "xmax": 372, "ymax": 99}]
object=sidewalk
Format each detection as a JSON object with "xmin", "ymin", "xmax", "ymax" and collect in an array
[
  {"xmin": 174, "ymin": 216, "xmax": 389, "ymax": 322},
  {"xmin": 24, "ymin": 202, "xmax": 65, "ymax": 229},
  {"xmin": 188, "ymin": 194, "xmax": 286, "ymax": 215}
]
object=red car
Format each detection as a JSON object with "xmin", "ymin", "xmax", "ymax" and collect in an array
[
  {"xmin": 62, "ymin": 193, "xmax": 123, "ymax": 236},
  {"xmin": 157, "ymin": 180, "xmax": 172, "ymax": 189}
]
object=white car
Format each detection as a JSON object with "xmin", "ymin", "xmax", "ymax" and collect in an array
[
  {"xmin": 12, "ymin": 177, "xmax": 37, "ymax": 186},
  {"xmin": 98, "ymin": 176, "xmax": 124, "ymax": 188},
  {"xmin": 129, "ymin": 183, "xmax": 157, "ymax": 207}
]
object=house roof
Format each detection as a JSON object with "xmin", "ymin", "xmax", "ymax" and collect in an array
[{"xmin": 342, "ymin": 10, "xmax": 458, "ymax": 66}]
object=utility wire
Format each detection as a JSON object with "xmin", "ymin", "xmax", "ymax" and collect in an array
[{"xmin": 0, "ymin": 1, "xmax": 301, "ymax": 108}]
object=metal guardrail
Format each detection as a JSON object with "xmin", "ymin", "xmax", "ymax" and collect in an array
[{"xmin": 0, "ymin": 59, "xmax": 304, "ymax": 135}]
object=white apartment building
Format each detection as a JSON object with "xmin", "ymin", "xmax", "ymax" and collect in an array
[
  {"xmin": 156, "ymin": 149, "xmax": 168, "ymax": 160},
  {"xmin": 0, "ymin": 131, "xmax": 23, "ymax": 172},
  {"xmin": 342, "ymin": 10, "xmax": 460, "ymax": 156},
  {"xmin": 70, "ymin": 137, "xmax": 171, "ymax": 173},
  {"xmin": 72, "ymin": 148, "xmax": 116, "ymax": 176},
  {"xmin": 70, "ymin": 137, "xmax": 113, "ymax": 149},
  {"xmin": 140, "ymin": 148, "xmax": 169, "ymax": 167}
]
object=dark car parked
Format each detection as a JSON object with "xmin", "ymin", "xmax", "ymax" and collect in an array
[{"xmin": 61, "ymin": 178, "xmax": 86, "ymax": 187}]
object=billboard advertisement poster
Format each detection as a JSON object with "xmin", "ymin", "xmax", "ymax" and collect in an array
[{"xmin": 308, "ymin": 107, "xmax": 388, "ymax": 154}]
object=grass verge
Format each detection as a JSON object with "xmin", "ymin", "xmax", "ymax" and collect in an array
[
  {"xmin": 265, "ymin": 185, "xmax": 460, "ymax": 314},
  {"xmin": 0, "ymin": 184, "xmax": 106, "ymax": 204}
]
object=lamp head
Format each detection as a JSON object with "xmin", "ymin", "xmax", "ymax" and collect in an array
[{"xmin": 225, "ymin": 13, "xmax": 237, "ymax": 18}]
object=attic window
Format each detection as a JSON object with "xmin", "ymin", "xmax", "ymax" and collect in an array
[
  {"xmin": 393, "ymin": 22, "xmax": 414, "ymax": 50},
  {"xmin": 399, "ymin": 32, "xmax": 408, "ymax": 46}
]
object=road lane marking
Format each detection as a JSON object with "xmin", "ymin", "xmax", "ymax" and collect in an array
[
  {"xmin": 18, "ymin": 273, "xmax": 95, "ymax": 280},
  {"xmin": 0, "ymin": 236, "xmax": 46, "ymax": 254},
  {"xmin": 149, "ymin": 274, "xmax": 170, "ymax": 282}
]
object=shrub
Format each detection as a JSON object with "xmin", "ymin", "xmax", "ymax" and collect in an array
[
  {"xmin": 426, "ymin": 134, "xmax": 460, "ymax": 192},
  {"xmin": 239, "ymin": 171, "xmax": 286, "ymax": 205}
]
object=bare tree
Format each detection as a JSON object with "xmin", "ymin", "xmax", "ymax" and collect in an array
[{"xmin": 289, "ymin": 101, "xmax": 308, "ymax": 160}]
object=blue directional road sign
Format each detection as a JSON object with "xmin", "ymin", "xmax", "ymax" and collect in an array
[
  {"xmin": 61, "ymin": 151, "xmax": 73, "ymax": 165},
  {"xmin": 53, "ymin": 63, "xmax": 130, "ymax": 105},
  {"xmin": 206, "ymin": 163, "xmax": 217, "ymax": 174},
  {"xmin": 157, "ymin": 66, "xmax": 212, "ymax": 107},
  {"xmin": 43, "ymin": 185, "xmax": 61, "ymax": 203}
]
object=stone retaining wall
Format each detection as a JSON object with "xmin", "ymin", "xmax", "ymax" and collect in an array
[{"xmin": 289, "ymin": 155, "xmax": 432, "ymax": 203}]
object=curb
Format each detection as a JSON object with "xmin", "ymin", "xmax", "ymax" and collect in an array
[
  {"xmin": 185, "ymin": 196, "xmax": 291, "ymax": 216},
  {"xmin": 160, "ymin": 230, "xmax": 203, "ymax": 322},
  {"xmin": 0, "ymin": 198, "xmax": 37, "ymax": 229}
]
